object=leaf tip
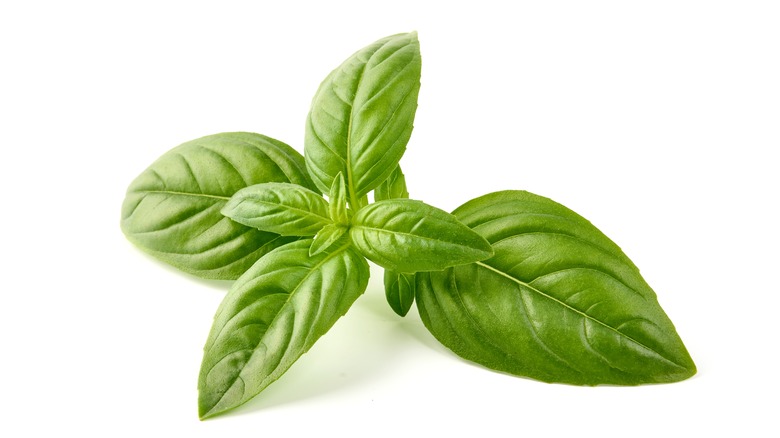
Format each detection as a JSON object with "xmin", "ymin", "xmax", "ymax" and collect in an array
[
  {"xmin": 480, "ymin": 241, "xmax": 495, "ymax": 259},
  {"xmin": 198, "ymin": 388, "xmax": 231, "ymax": 420},
  {"xmin": 390, "ymin": 305, "xmax": 409, "ymax": 317},
  {"xmin": 469, "ymin": 232, "xmax": 495, "ymax": 262},
  {"xmin": 674, "ymin": 353, "xmax": 698, "ymax": 381},
  {"xmin": 309, "ymin": 243, "xmax": 325, "ymax": 257},
  {"xmin": 197, "ymin": 403, "xmax": 214, "ymax": 421},
  {"xmin": 219, "ymin": 197, "xmax": 240, "ymax": 220}
]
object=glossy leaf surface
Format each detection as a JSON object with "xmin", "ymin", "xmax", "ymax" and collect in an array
[
  {"xmin": 305, "ymin": 32, "xmax": 421, "ymax": 205},
  {"xmin": 350, "ymin": 199, "xmax": 494, "ymax": 272},
  {"xmin": 198, "ymin": 239, "xmax": 369, "ymax": 419},
  {"xmin": 121, "ymin": 132, "xmax": 317, "ymax": 279},
  {"xmin": 416, "ymin": 190, "xmax": 696, "ymax": 385},
  {"xmin": 222, "ymin": 183, "xmax": 330, "ymax": 236},
  {"xmin": 384, "ymin": 271, "xmax": 415, "ymax": 317}
]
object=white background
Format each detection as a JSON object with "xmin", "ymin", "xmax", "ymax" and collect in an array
[{"xmin": 2, "ymin": 1, "xmax": 778, "ymax": 436}]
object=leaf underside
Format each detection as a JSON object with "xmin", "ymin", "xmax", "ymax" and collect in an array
[
  {"xmin": 198, "ymin": 239, "xmax": 369, "ymax": 419},
  {"xmin": 121, "ymin": 132, "xmax": 318, "ymax": 280},
  {"xmin": 416, "ymin": 190, "xmax": 696, "ymax": 385}
]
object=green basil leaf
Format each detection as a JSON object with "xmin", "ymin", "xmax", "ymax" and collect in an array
[
  {"xmin": 374, "ymin": 165, "xmax": 409, "ymax": 202},
  {"xmin": 198, "ymin": 239, "xmax": 369, "ymax": 419},
  {"xmin": 384, "ymin": 271, "xmax": 415, "ymax": 317},
  {"xmin": 309, "ymin": 223, "xmax": 348, "ymax": 257},
  {"xmin": 350, "ymin": 199, "xmax": 494, "ymax": 272},
  {"xmin": 221, "ymin": 183, "xmax": 331, "ymax": 236},
  {"xmin": 374, "ymin": 165, "xmax": 415, "ymax": 315},
  {"xmin": 305, "ymin": 32, "xmax": 421, "ymax": 206},
  {"xmin": 121, "ymin": 132, "xmax": 317, "ymax": 280},
  {"xmin": 328, "ymin": 172, "xmax": 350, "ymax": 225},
  {"xmin": 416, "ymin": 190, "xmax": 696, "ymax": 385}
]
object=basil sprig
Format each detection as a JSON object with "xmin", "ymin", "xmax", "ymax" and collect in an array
[{"xmin": 121, "ymin": 32, "xmax": 695, "ymax": 420}]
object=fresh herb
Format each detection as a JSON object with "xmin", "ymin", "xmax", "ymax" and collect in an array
[{"xmin": 121, "ymin": 32, "xmax": 695, "ymax": 420}]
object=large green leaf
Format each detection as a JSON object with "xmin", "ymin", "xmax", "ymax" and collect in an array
[
  {"xmin": 416, "ymin": 190, "xmax": 696, "ymax": 385},
  {"xmin": 221, "ymin": 183, "xmax": 331, "ymax": 236},
  {"xmin": 120, "ymin": 132, "xmax": 317, "ymax": 280},
  {"xmin": 350, "ymin": 199, "xmax": 494, "ymax": 272},
  {"xmin": 198, "ymin": 239, "xmax": 369, "ymax": 419},
  {"xmin": 304, "ymin": 32, "xmax": 421, "ymax": 206}
]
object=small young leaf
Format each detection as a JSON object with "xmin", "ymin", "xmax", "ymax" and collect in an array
[
  {"xmin": 198, "ymin": 239, "xmax": 369, "ymax": 419},
  {"xmin": 416, "ymin": 190, "xmax": 696, "ymax": 385},
  {"xmin": 120, "ymin": 132, "xmax": 317, "ymax": 280},
  {"xmin": 350, "ymin": 199, "xmax": 494, "ymax": 272},
  {"xmin": 374, "ymin": 165, "xmax": 409, "ymax": 202},
  {"xmin": 305, "ymin": 32, "xmax": 421, "ymax": 206},
  {"xmin": 309, "ymin": 223, "xmax": 348, "ymax": 256},
  {"xmin": 384, "ymin": 270, "xmax": 415, "ymax": 317},
  {"xmin": 329, "ymin": 173, "xmax": 350, "ymax": 225},
  {"xmin": 221, "ymin": 183, "xmax": 331, "ymax": 236}
]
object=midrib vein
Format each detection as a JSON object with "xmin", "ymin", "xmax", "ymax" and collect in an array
[
  {"xmin": 244, "ymin": 199, "xmax": 329, "ymax": 221},
  {"xmin": 345, "ymin": 56, "xmax": 370, "ymax": 208},
  {"xmin": 356, "ymin": 225, "xmax": 480, "ymax": 252},
  {"xmin": 141, "ymin": 190, "xmax": 230, "ymax": 201},
  {"xmin": 474, "ymin": 261, "xmax": 687, "ymax": 370}
]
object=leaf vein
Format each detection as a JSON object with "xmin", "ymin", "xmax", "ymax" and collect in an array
[
  {"xmin": 530, "ymin": 267, "xmax": 647, "ymax": 302},
  {"xmin": 178, "ymin": 153, "xmax": 204, "ymax": 195},
  {"xmin": 133, "ymin": 202, "xmax": 222, "ymax": 235},
  {"xmin": 136, "ymin": 190, "xmax": 230, "ymax": 201},
  {"xmin": 476, "ymin": 261, "xmax": 688, "ymax": 371},
  {"xmin": 517, "ymin": 287, "xmax": 585, "ymax": 374}
]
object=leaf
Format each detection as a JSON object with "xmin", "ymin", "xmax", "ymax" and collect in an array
[
  {"xmin": 305, "ymin": 32, "xmax": 421, "ymax": 206},
  {"xmin": 121, "ymin": 132, "xmax": 317, "ymax": 280},
  {"xmin": 222, "ymin": 183, "xmax": 331, "ymax": 236},
  {"xmin": 350, "ymin": 199, "xmax": 494, "ymax": 272},
  {"xmin": 198, "ymin": 239, "xmax": 369, "ymax": 419},
  {"xmin": 328, "ymin": 173, "xmax": 350, "ymax": 225},
  {"xmin": 374, "ymin": 165, "xmax": 415, "ymax": 315},
  {"xmin": 415, "ymin": 190, "xmax": 696, "ymax": 385},
  {"xmin": 384, "ymin": 271, "xmax": 415, "ymax": 317},
  {"xmin": 309, "ymin": 224, "xmax": 348, "ymax": 256},
  {"xmin": 374, "ymin": 165, "xmax": 409, "ymax": 201}
]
